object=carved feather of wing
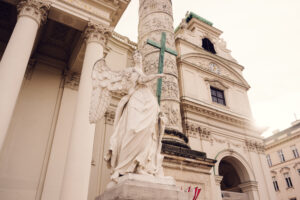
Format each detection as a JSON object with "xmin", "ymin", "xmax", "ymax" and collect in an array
[{"xmin": 89, "ymin": 59, "xmax": 127, "ymax": 123}]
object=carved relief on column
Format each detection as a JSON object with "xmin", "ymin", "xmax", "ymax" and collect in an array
[
  {"xmin": 17, "ymin": 0, "xmax": 51, "ymax": 26},
  {"xmin": 138, "ymin": 31, "xmax": 176, "ymax": 56},
  {"xmin": 144, "ymin": 53, "xmax": 178, "ymax": 77},
  {"xmin": 84, "ymin": 22, "xmax": 113, "ymax": 46},
  {"xmin": 161, "ymin": 75, "xmax": 179, "ymax": 100},
  {"xmin": 139, "ymin": 0, "xmax": 173, "ymax": 19},
  {"xmin": 161, "ymin": 102, "xmax": 182, "ymax": 132},
  {"xmin": 64, "ymin": 72, "xmax": 80, "ymax": 91},
  {"xmin": 138, "ymin": 13, "xmax": 174, "ymax": 40}
]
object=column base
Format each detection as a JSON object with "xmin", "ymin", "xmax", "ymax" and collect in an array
[{"xmin": 96, "ymin": 174, "xmax": 189, "ymax": 200}]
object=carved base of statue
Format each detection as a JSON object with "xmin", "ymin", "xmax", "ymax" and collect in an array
[{"xmin": 95, "ymin": 173, "xmax": 189, "ymax": 200}]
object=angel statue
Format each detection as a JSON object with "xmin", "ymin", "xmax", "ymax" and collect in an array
[{"xmin": 89, "ymin": 50, "xmax": 167, "ymax": 184}]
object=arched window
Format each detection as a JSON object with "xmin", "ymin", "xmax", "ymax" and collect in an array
[{"xmin": 202, "ymin": 38, "xmax": 216, "ymax": 54}]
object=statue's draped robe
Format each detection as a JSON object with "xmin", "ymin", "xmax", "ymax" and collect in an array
[{"xmin": 106, "ymin": 68, "xmax": 163, "ymax": 180}]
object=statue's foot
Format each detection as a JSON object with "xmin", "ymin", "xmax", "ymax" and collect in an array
[{"xmin": 137, "ymin": 167, "xmax": 153, "ymax": 176}]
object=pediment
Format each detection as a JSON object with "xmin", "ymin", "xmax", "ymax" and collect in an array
[
  {"xmin": 181, "ymin": 53, "xmax": 250, "ymax": 89},
  {"xmin": 279, "ymin": 167, "xmax": 290, "ymax": 174},
  {"xmin": 204, "ymin": 78, "xmax": 228, "ymax": 90},
  {"xmin": 270, "ymin": 170, "xmax": 277, "ymax": 175},
  {"xmin": 293, "ymin": 162, "xmax": 300, "ymax": 169}
]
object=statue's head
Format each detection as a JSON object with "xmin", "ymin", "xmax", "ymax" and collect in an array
[{"xmin": 133, "ymin": 50, "xmax": 142, "ymax": 67}]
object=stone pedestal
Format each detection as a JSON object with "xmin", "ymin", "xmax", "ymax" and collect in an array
[{"xmin": 96, "ymin": 174, "xmax": 189, "ymax": 200}]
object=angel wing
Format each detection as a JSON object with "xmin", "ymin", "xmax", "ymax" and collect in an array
[{"xmin": 89, "ymin": 59, "xmax": 126, "ymax": 124}]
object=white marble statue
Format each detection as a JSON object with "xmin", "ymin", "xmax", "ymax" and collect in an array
[{"xmin": 89, "ymin": 50, "xmax": 166, "ymax": 182}]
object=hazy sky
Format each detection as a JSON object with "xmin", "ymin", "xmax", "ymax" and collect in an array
[{"xmin": 115, "ymin": 0, "xmax": 300, "ymax": 137}]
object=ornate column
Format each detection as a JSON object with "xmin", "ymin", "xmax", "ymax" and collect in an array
[
  {"xmin": 0, "ymin": 0, "xmax": 50, "ymax": 151},
  {"xmin": 138, "ymin": 0, "xmax": 188, "ymax": 148},
  {"xmin": 60, "ymin": 22, "xmax": 111, "ymax": 200}
]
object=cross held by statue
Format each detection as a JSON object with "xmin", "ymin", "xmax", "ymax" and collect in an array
[{"xmin": 146, "ymin": 32, "xmax": 178, "ymax": 105}]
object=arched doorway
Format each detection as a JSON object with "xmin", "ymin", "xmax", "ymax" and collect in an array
[
  {"xmin": 215, "ymin": 151, "xmax": 259, "ymax": 200},
  {"xmin": 219, "ymin": 159, "xmax": 242, "ymax": 193}
]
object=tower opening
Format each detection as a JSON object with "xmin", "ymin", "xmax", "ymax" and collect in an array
[{"xmin": 202, "ymin": 38, "xmax": 216, "ymax": 54}]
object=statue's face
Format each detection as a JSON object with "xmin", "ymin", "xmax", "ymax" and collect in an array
[{"xmin": 133, "ymin": 52, "xmax": 142, "ymax": 66}]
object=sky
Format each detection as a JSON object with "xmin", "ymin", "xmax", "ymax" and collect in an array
[{"xmin": 115, "ymin": 0, "xmax": 300, "ymax": 137}]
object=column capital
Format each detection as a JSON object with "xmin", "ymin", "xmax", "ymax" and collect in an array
[
  {"xmin": 214, "ymin": 175, "xmax": 223, "ymax": 186},
  {"xmin": 84, "ymin": 22, "xmax": 113, "ymax": 46},
  {"xmin": 17, "ymin": 0, "xmax": 51, "ymax": 26},
  {"xmin": 64, "ymin": 71, "xmax": 80, "ymax": 91}
]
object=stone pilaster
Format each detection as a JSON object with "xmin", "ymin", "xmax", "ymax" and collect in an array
[{"xmin": 138, "ymin": 0, "xmax": 187, "ymax": 148}]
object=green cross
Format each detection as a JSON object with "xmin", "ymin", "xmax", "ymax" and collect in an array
[{"xmin": 147, "ymin": 32, "xmax": 177, "ymax": 105}]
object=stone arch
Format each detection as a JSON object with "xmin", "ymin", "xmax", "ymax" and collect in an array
[
  {"xmin": 214, "ymin": 149, "xmax": 259, "ymax": 200},
  {"xmin": 214, "ymin": 149, "xmax": 255, "ymax": 181}
]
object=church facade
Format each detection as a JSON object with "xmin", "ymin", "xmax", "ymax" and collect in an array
[{"xmin": 0, "ymin": 0, "xmax": 276, "ymax": 200}]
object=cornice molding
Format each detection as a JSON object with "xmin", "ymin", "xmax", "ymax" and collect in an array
[
  {"xmin": 181, "ymin": 99, "xmax": 251, "ymax": 128},
  {"xmin": 239, "ymin": 181, "xmax": 258, "ymax": 192},
  {"xmin": 265, "ymin": 133, "xmax": 300, "ymax": 150},
  {"xmin": 162, "ymin": 154, "xmax": 215, "ymax": 174},
  {"xmin": 111, "ymin": 31, "xmax": 137, "ymax": 49}
]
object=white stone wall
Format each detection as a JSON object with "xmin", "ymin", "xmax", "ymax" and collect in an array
[
  {"xmin": 0, "ymin": 62, "xmax": 64, "ymax": 199},
  {"xmin": 265, "ymin": 131, "xmax": 300, "ymax": 200}
]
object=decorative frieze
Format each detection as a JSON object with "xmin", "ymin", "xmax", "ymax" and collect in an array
[
  {"xmin": 17, "ymin": 0, "xmax": 51, "ymax": 26},
  {"xmin": 64, "ymin": 72, "xmax": 80, "ymax": 90},
  {"xmin": 245, "ymin": 140, "xmax": 265, "ymax": 154},
  {"xmin": 84, "ymin": 22, "xmax": 112, "ymax": 46},
  {"xmin": 184, "ymin": 121, "xmax": 211, "ymax": 140}
]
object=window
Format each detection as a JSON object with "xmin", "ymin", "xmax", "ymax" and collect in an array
[
  {"xmin": 210, "ymin": 87, "xmax": 226, "ymax": 106},
  {"xmin": 266, "ymin": 154, "xmax": 272, "ymax": 167},
  {"xmin": 272, "ymin": 176, "xmax": 279, "ymax": 191},
  {"xmin": 284, "ymin": 173, "xmax": 293, "ymax": 188},
  {"xmin": 291, "ymin": 145, "xmax": 299, "ymax": 158},
  {"xmin": 278, "ymin": 150, "xmax": 285, "ymax": 162},
  {"xmin": 202, "ymin": 38, "xmax": 216, "ymax": 54}
]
